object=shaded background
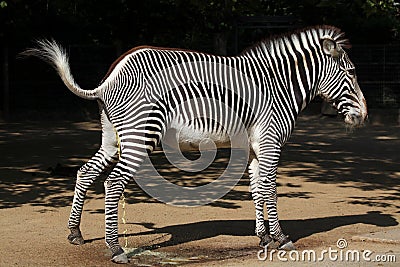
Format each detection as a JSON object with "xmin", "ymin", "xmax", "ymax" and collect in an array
[{"xmin": 0, "ymin": 0, "xmax": 399, "ymax": 120}]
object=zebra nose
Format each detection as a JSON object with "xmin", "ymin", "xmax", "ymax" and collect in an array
[{"xmin": 345, "ymin": 113, "xmax": 364, "ymax": 126}]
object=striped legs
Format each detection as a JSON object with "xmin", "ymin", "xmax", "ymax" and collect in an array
[
  {"xmin": 250, "ymin": 140, "xmax": 295, "ymax": 250},
  {"xmin": 68, "ymin": 108, "xmax": 118, "ymax": 245},
  {"xmin": 104, "ymin": 123, "xmax": 159, "ymax": 263},
  {"xmin": 104, "ymin": 160, "xmax": 133, "ymax": 263},
  {"xmin": 249, "ymin": 158, "xmax": 267, "ymax": 238}
]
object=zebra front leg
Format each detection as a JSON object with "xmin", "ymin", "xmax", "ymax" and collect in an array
[
  {"xmin": 264, "ymin": 181, "xmax": 295, "ymax": 250},
  {"xmin": 249, "ymin": 158, "xmax": 274, "ymax": 248},
  {"xmin": 252, "ymin": 191, "xmax": 275, "ymax": 248},
  {"xmin": 258, "ymin": 150, "xmax": 296, "ymax": 251}
]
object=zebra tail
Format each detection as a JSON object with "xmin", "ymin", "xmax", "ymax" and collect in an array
[{"xmin": 21, "ymin": 39, "xmax": 100, "ymax": 100}]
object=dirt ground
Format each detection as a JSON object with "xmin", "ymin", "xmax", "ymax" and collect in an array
[{"xmin": 0, "ymin": 112, "xmax": 399, "ymax": 266}]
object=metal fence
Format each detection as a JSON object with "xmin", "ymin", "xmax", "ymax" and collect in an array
[{"xmin": 350, "ymin": 45, "xmax": 400, "ymax": 108}]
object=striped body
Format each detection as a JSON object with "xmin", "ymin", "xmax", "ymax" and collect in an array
[{"xmin": 24, "ymin": 25, "xmax": 367, "ymax": 263}]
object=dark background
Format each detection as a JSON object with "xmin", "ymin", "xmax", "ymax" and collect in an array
[{"xmin": 1, "ymin": 0, "xmax": 399, "ymax": 121}]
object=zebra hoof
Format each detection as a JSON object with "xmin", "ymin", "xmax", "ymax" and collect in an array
[
  {"xmin": 67, "ymin": 230, "xmax": 84, "ymax": 245},
  {"xmin": 279, "ymin": 240, "xmax": 296, "ymax": 251},
  {"xmin": 112, "ymin": 250, "xmax": 129, "ymax": 264},
  {"xmin": 68, "ymin": 235, "xmax": 84, "ymax": 245},
  {"xmin": 259, "ymin": 234, "xmax": 277, "ymax": 249}
]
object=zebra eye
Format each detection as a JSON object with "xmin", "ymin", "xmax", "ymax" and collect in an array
[{"xmin": 347, "ymin": 68, "xmax": 356, "ymax": 76}]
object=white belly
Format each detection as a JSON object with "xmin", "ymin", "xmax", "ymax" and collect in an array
[
  {"xmin": 162, "ymin": 124, "xmax": 231, "ymax": 151},
  {"xmin": 161, "ymin": 115, "xmax": 255, "ymax": 152}
]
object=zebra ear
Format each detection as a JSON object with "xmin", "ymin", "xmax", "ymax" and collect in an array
[{"xmin": 322, "ymin": 38, "xmax": 340, "ymax": 58}]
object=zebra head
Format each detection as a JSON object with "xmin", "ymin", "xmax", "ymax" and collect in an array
[{"xmin": 319, "ymin": 35, "xmax": 368, "ymax": 127}]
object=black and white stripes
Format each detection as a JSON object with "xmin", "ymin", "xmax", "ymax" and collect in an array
[{"xmin": 25, "ymin": 25, "xmax": 367, "ymax": 263}]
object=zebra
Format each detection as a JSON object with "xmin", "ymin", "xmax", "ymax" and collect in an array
[{"xmin": 23, "ymin": 25, "xmax": 367, "ymax": 263}]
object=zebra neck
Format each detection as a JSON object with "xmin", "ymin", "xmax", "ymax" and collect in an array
[{"xmin": 241, "ymin": 37, "xmax": 321, "ymax": 115}]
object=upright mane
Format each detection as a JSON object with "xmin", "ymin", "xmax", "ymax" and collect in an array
[{"xmin": 240, "ymin": 25, "xmax": 351, "ymax": 55}]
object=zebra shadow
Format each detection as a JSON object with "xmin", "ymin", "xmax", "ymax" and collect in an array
[{"xmin": 85, "ymin": 211, "xmax": 397, "ymax": 249}]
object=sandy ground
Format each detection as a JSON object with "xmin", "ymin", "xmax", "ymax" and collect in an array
[{"xmin": 0, "ymin": 113, "xmax": 399, "ymax": 266}]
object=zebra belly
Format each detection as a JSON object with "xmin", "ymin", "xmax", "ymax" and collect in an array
[{"xmin": 162, "ymin": 124, "xmax": 231, "ymax": 151}]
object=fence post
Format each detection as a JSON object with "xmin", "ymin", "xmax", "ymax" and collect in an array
[{"xmin": 2, "ymin": 42, "xmax": 9, "ymax": 120}]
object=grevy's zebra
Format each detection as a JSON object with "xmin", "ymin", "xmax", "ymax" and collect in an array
[{"xmin": 24, "ymin": 25, "xmax": 367, "ymax": 263}]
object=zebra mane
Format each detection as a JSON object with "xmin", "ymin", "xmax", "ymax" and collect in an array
[{"xmin": 240, "ymin": 25, "xmax": 351, "ymax": 56}]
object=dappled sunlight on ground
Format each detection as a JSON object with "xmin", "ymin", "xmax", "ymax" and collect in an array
[{"xmin": 0, "ymin": 115, "xmax": 399, "ymax": 210}]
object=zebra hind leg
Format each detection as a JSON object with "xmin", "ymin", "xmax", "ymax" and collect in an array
[
  {"xmin": 68, "ymin": 223, "xmax": 84, "ymax": 245},
  {"xmin": 67, "ymin": 149, "xmax": 118, "ymax": 245},
  {"xmin": 104, "ymin": 174, "xmax": 130, "ymax": 264},
  {"xmin": 104, "ymin": 135, "xmax": 155, "ymax": 264},
  {"xmin": 68, "ymin": 109, "xmax": 118, "ymax": 245}
]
